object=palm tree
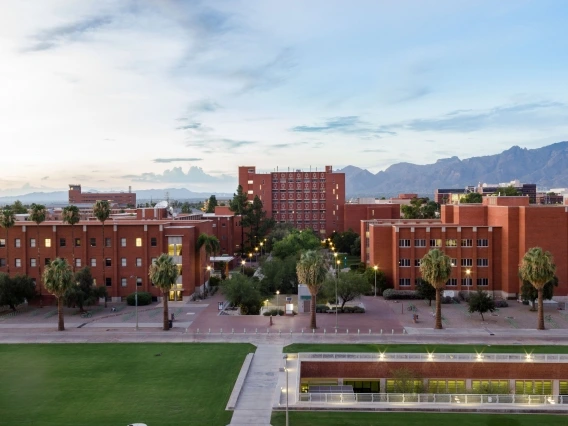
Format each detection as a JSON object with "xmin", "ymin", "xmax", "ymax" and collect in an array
[
  {"xmin": 419, "ymin": 249, "xmax": 452, "ymax": 329},
  {"xmin": 0, "ymin": 207, "xmax": 16, "ymax": 274},
  {"xmin": 519, "ymin": 247, "xmax": 556, "ymax": 330},
  {"xmin": 93, "ymin": 200, "xmax": 111, "ymax": 288},
  {"xmin": 149, "ymin": 254, "xmax": 179, "ymax": 331},
  {"xmin": 29, "ymin": 204, "xmax": 47, "ymax": 306},
  {"xmin": 196, "ymin": 233, "xmax": 220, "ymax": 293},
  {"xmin": 42, "ymin": 258, "xmax": 74, "ymax": 331},
  {"xmin": 62, "ymin": 205, "xmax": 80, "ymax": 271},
  {"xmin": 296, "ymin": 249, "xmax": 328, "ymax": 330}
]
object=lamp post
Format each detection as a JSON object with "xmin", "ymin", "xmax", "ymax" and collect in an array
[
  {"xmin": 130, "ymin": 275, "xmax": 139, "ymax": 331},
  {"xmin": 248, "ymin": 252, "xmax": 252, "ymax": 266},
  {"xmin": 285, "ymin": 356, "xmax": 289, "ymax": 426},
  {"xmin": 373, "ymin": 265, "xmax": 378, "ymax": 297},
  {"xmin": 241, "ymin": 259, "xmax": 246, "ymax": 274},
  {"xmin": 335, "ymin": 260, "xmax": 340, "ymax": 330},
  {"xmin": 206, "ymin": 265, "xmax": 211, "ymax": 295},
  {"xmin": 276, "ymin": 290, "xmax": 280, "ymax": 314},
  {"xmin": 260, "ymin": 242, "xmax": 263, "ymax": 257}
]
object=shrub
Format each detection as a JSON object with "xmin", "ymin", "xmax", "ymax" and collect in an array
[
  {"xmin": 263, "ymin": 309, "xmax": 284, "ymax": 316},
  {"xmin": 441, "ymin": 296, "xmax": 460, "ymax": 304},
  {"xmin": 352, "ymin": 306, "xmax": 365, "ymax": 313},
  {"xmin": 209, "ymin": 286, "xmax": 218, "ymax": 296},
  {"xmin": 126, "ymin": 291, "xmax": 152, "ymax": 306},
  {"xmin": 382, "ymin": 289, "xmax": 420, "ymax": 300},
  {"xmin": 316, "ymin": 304, "xmax": 329, "ymax": 313},
  {"xmin": 242, "ymin": 266, "xmax": 255, "ymax": 277},
  {"xmin": 495, "ymin": 300, "xmax": 509, "ymax": 308},
  {"xmin": 209, "ymin": 276, "xmax": 221, "ymax": 287}
]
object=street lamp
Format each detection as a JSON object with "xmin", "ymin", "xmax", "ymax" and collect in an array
[
  {"xmin": 260, "ymin": 242, "xmax": 263, "ymax": 256},
  {"xmin": 248, "ymin": 252, "xmax": 252, "ymax": 266},
  {"xmin": 285, "ymin": 355, "xmax": 289, "ymax": 426},
  {"xmin": 206, "ymin": 265, "xmax": 211, "ymax": 294},
  {"xmin": 130, "ymin": 275, "xmax": 139, "ymax": 331},
  {"xmin": 276, "ymin": 290, "xmax": 280, "ymax": 314},
  {"xmin": 241, "ymin": 259, "xmax": 246, "ymax": 274},
  {"xmin": 334, "ymin": 252, "xmax": 338, "ymax": 276},
  {"xmin": 335, "ymin": 260, "xmax": 340, "ymax": 329},
  {"xmin": 373, "ymin": 265, "xmax": 378, "ymax": 297}
]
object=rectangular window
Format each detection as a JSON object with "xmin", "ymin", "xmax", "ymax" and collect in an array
[
  {"xmin": 136, "ymin": 258, "xmax": 142, "ymax": 267},
  {"xmin": 461, "ymin": 239, "xmax": 473, "ymax": 247},
  {"xmin": 477, "ymin": 239, "xmax": 489, "ymax": 247},
  {"xmin": 30, "ymin": 238, "xmax": 36, "ymax": 248},
  {"xmin": 30, "ymin": 258, "xmax": 37, "ymax": 267},
  {"xmin": 137, "ymin": 277, "xmax": 142, "ymax": 287},
  {"xmin": 105, "ymin": 238, "xmax": 111, "ymax": 247},
  {"xmin": 461, "ymin": 258, "xmax": 473, "ymax": 267},
  {"xmin": 415, "ymin": 239, "xmax": 426, "ymax": 247},
  {"xmin": 136, "ymin": 238, "xmax": 142, "ymax": 247},
  {"xmin": 74, "ymin": 238, "xmax": 81, "ymax": 247},
  {"xmin": 105, "ymin": 258, "xmax": 112, "ymax": 267},
  {"xmin": 45, "ymin": 238, "xmax": 51, "ymax": 248},
  {"xmin": 15, "ymin": 238, "xmax": 21, "ymax": 248},
  {"xmin": 399, "ymin": 278, "xmax": 411, "ymax": 286},
  {"xmin": 121, "ymin": 238, "xmax": 126, "ymax": 247},
  {"xmin": 45, "ymin": 258, "xmax": 51, "ymax": 266},
  {"xmin": 477, "ymin": 258, "xmax": 489, "ymax": 267},
  {"xmin": 15, "ymin": 258, "xmax": 21, "ymax": 268},
  {"xmin": 462, "ymin": 278, "xmax": 472, "ymax": 286},
  {"xmin": 446, "ymin": 278, "xmax": 458, "ymax": 286},
  {"xmin": 90, "ymin": 258, "xmax": 96, "ymax": 267},
  {"xmin": 399, "ymin": 239, "xmax": 411, "ymax": 247},
  {"xmin": 59, "ymin": 238, "xmax": 66, "ymax": 247},
  {"xmin": 0, "ymin": 258, "xmax": 5, "ymax": 267},
  {"xmin": 121, "ymin": 258, "xmax": 127, "ymax": 267},
  {"xmin": 515, "ymin": 380, "xmax": 552, "ymax": 395},
  {"xmin": 121, "ymin": 278, "xmax": 127, "ymax": 287},
  {"xmin": 473, "ymin": 380, "xmax": 509, "ymax": 394},
  {"xmin": 399, "ymin": 259, "xmax": 410, "ymax": 267},
  {"xmin": 105, "ymin": 277, "xmax": 112, "ymax": 287},
  {"xmin": 477, "ymin": 278, "xmax": 489, "ymax": 286},
  {"xmin": 430, "ymin": 239, "xmax": 442, "ymax": 247},
  {"xmin": 90, "ymin": 238, "xmax": 96, "ymax": 247},
  {"xmin": 0, "ymin": 239, "xmax": 5, "ymax": 247},
  {"xmin": 75, "ymin": 258, "xmax": 81, "ymax": 267},
  {"xmin": 151, "ymin": 237, "xmax": 157, "ymax": 247},
  {"xmin": 414, "ymin": 259, "xmax": 421, "ymax": 267},
  {"xmin": 151, "ymin": 257, "xmax": 157, "ymax": 265},
  {"xmin": 451, "ymin": 258, "xmax": 457, "ymax": 267},
  {"xmin": 445, "ymin": 239, "xmax": 457, "ymax": 247}
]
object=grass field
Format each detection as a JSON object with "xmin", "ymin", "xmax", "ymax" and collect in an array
[
  {"xmin": 0, "ymin": 343, "xmax": 254, "ymax": 426},
  {"xmin": 284, "ymin": 343, "xmax": 568, "ymax": 354},
  {"xmin": 271, "ymin": 412, "xmax": 568, "ymax": 426}
]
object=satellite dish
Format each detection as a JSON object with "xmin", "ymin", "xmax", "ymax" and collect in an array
[{"xmin": 154, "ymin": 200, "xmax": 168, "ymax": 208}]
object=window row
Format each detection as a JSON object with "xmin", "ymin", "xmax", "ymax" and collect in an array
[
  {"xmin": 399, "ymin": 239, "xmax": 489, "ymax": 248},
  {"xmin": 1, "ymin": 257, "xmax": 146, "ymax": 268},
  {"xmin": 0, "ymin": 237, "xmax": 159, "ymax": 248},
  {"xmin": 399, "ymin": 278, "xmax": 489, "ymax": 287},
  {"xmin": 400, "ymin": 258, "xmax": 489, "ymax": 267}
]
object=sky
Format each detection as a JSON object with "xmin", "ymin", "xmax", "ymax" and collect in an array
[{"xmin": 1, "ymin": 0, "xmax": 568, "ymax": 196}]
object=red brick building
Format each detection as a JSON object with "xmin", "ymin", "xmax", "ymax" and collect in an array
[
  {"xmin": 68, "ymin": 184, "xmax": 136, "ymax": 206},
  {"xmin": 238, "ymin": 165, "xmax": 345, "ymax": 236},
  {"xmin": 363, "ymin": 196, "xmax": 568, "ymax": 298},
  {"xmin": 0, "ymin": 208, "xmax": 214, "ymax": 303}
]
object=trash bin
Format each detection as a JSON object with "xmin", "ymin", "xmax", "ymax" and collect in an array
[{"xmin": 168, "ymin": 320, "xmax": 173, "ymax": 329}]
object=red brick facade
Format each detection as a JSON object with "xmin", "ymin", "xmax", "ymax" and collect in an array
[{"xmin": 69, "ymin": 184, "xmax": 136, "ymax": 206}]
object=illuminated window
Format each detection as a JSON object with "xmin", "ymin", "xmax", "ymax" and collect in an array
[
  {"xmin": 445, "ymin": 239, "xmax": 457, "ymax": 247},
  {"xmin": 45, "ymin": 238, "xmax": 51, "ymax": 248},
  {"xmin": 136, "ymin": 238, "xmax": 142, "ymax": 247}
]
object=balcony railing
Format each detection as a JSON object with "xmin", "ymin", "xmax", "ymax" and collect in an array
[{"xmin": 298, "ymin": 352, "xmax": 568, "ymax": 363}]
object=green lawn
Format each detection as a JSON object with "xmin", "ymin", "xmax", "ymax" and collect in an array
[
  {"xmin": 271, "ymin": 412, "xmax": 568, "ymax": 426},
  {"xmin": 284, "ymin": 343, "xmax": 568, "ymax": 354},
  {"xmin": 0, "ymin": 343, "xmax": 254, "ymax": 426}
]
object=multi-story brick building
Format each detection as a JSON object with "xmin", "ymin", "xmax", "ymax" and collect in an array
[
  {"xmin": 238, "ymin": 165, "xmax": 345, "ymax": 236},
  {"xmin": 0, "ymin": 207, "xmax": 214, "ymax": 303},
  {"xmin": 68, "ymin": 184, "xmax": 136, "ymax": 207},
  {"xmin": 363, "ymin": 196, "xmax": 568, "ymax": 298}
]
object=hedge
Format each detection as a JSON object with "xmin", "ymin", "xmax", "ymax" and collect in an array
[
  {"xmin": 382, "ymin": 289, "xmax": 421, "ymax": 300},
  {"xmin": 126, "ymin": 291, "xmax": 153, "ymax": 306}
]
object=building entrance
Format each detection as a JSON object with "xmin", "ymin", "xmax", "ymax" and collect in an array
[{"xmin": 169, "ymin": 290, "xmax": 183, "ymax": 301}]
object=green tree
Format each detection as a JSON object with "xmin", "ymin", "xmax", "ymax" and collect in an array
[
  {"xmin": 0, "ymin": 207, "xmax": 16, "ymax": 274},
  {"xmin": 196, "ymin": 233, "xmax": 220, "ymax": 293},
  {"xmin": 181, "ymin": 202, "xmax": 191, "ymax": 214},
  {"xmin": 272, "ymin": 229, "xmax": 321, "ymax": 259},
  {"xmin": 43, "ymin": 258, "xmax": 74, "ymax": 331},
  {"xmin": 10, "ymin": 200, "xmax": 28, "ymax": 214},
  {"xmin": 29, "ymin": 203, "xmax": 47, "ymax": 304},
  {"xmin": 493, "ymin": 185, "xmax": 520, "ymax": 196},
  {"xmin": 148, "ymin": 254, "xmax": 179, "ymax": 331},
  {"xmin": 419, "ymin": 249, "xmax": 452, "ymax": 329},
  {"xmin": 390, "ymin": 368, "xmax": 424, "ymax": 393},
  {"xmin": 331, "ymin": 229, "xmax": 359, "ymax": 254},
  {"xmin": 362, "ymin": 267, "xmax": 390, "ymax": 296},
  {"xmin": 64, "ymin": 267, "xmax": 105, "ymax": 312},
  {"xmin": 351, "ymin": 235, "xmax": 361, "ymax": 256},
  {"xmin": 220, "ymin": 273, "xmax": 263, "ymax": 315},
  {"xmin": 518, "ymin": 247, "xmax": 556, "ymax": 330},
  {"xmin": 521, "ymin": 276, "xmax": 558, "ymax": 310},
  {"xmin": 206, "ymin": 195, "xmax": 218, "ymax": 213},
  {"xmin": 229, "ymin": 185, "xmax": 250, "ymax": 257},
  {"xmin": 296, "ymin": 249, "xmax": 328, "ymax": 330},
  {"xmin": 460, "ymin": 192, "xmax": 483, "ymax": 203},
  {"xmin": 324, "ymin": 272, "xmax": 368, "ymax": 310},
  {"xmin": 401, "ymin": 197, "xmax": 439, "ymax": 219},
  {"xmin": 259, "ymin": 255, "xmax": 299, "ymax": 297},
  {"xmin": 62, "ymin": 205, "xmax": 80, "ymax": 271},
  {"xmin": 467, "ymin": 289, "xmax": 496, "ymax": 321},
  {"xmin": 241, "ymin": 195, "xmax": 274, "ymax": 251},
  {"xmin": 415, "ymin": 278, "xmax": 438, "ymax": 306},
  {"xmin": 0, "ymin": 273, "xmax": 36, "ymax": 311},
  {"xmin": 93, "ymin": 200, "xmax": 111, "ymax": 291}
]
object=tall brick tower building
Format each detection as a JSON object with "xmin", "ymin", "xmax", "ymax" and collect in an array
[{"xmin": 238, "ymin": 165, "xmax": 345, "ymax": 236}]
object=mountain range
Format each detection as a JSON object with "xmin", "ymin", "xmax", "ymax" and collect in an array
[{"xmin": 338, "ymin": 141, "xmax": 568, "ymax": 197}]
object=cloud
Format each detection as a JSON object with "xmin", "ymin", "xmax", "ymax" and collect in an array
[
  {"xmin": 361, "ymin": 149, "xmax": 388, "ymax": 153},
  {"xmin": 121, "ymin": 166, "xmax": 235, "ymax": 185},
  {"xmin": 233, "ymin": 48, "xmax": 297, "ymax": 93},
  {"xmin": 176, "ymin": 122, "xmax": 203, "ymax": 130},
  {"xmin": 292, "ymin": 116, "xmax": 396, "ymax": 137},
  {"xmin": 25, "ymin": 15, "xmax": 112, "ymax": 52},
  {"xmin": 394, "ymin": 101, "xmax": 567, "ymax": 133},
  {"xmin": 186, "ymin": 138, "xmax": 256, "ymax": 153},
  {"xmin": 153, "ymin": 157, "xmax": 203, "ymax": 163},
  {"xmin": 41, "ymin": 176, "xmax": 49, "ymax": 180},
  {"xmin": 189, "ymin": 99, "xmax": 221, "ymax": 113}
]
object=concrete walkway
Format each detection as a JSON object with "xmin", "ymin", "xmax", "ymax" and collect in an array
[{"xmin": 229, "ymin": 344, "xmax": 284, "ymax": 426}]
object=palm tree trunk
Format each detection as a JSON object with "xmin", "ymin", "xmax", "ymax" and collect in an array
[
  {"xmin": 37, "ymin": 226, "xmax": 42, "ymax": 307},
  {"xmin": 537, "ymin": 288, "xmax": 545, "ymax": 330},
  {"xmin": 102, "ymin": 222, "xmax": 106, "ymax": 307},
  {"xmin": 71, "ymin": 224, "xmax": 75, "ymax": 272},
  {"xmin": 163, "ymin": 291, "xmax": 169, "ymax": 331},
  {"xmin": 435, "ymin": 288, "xmax": 443, "ymax": 329},
  {"xmin": 57, "ymin": 297, "xmax": 65, "ymax": 331},
  {"xmin": 310, "ymin": 291, "xmax": 317, "ymax": 330},
  {"xmin": 5, "ymin": 228, "xmax": 9, "ymax": 274}
]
